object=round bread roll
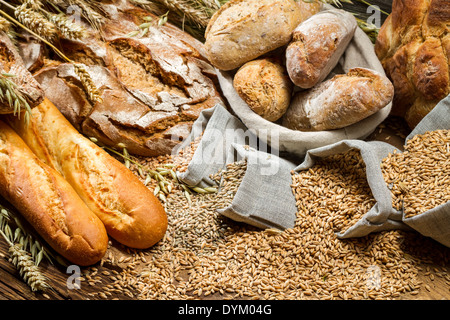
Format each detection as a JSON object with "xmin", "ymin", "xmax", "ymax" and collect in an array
[{"xmin": 233, "ymin": 58, "xmax": 293, "ymax": 122}]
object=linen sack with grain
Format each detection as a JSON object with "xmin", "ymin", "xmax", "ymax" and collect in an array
[
  {"xmin": 214, "ymin": 4, "xmax": 392, "ymax": 158},
  {"xmin": 173, "ymin": 104, "xmax": 297, "ymax": 231},
  {"xmin": 293, "ymin": 95, "xmax": 450, "ymax": 247}
]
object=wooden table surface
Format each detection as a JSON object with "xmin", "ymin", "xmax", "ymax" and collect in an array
[{"xmin": 1, "ymin": 0, "xmax": 449, "ymax": 303}]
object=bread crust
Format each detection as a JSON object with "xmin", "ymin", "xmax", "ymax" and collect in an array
[
  {"xmin": 286, "ymin": 9, "xmax": 357, "ymax": 89},
  {"xmin": 375, "ymin": 0, "xmax": 450, "ymax": 128},
  {"xmin": 281, "ymin": 68, "xmax": 394, "ymax": 131},
  {"xmin": 0, "ymin": 120, "xmax": 108, "ymax": 266},
  {"xmin": 0, "ymin": 32, "xmax": 44, "ymax": 114},
  {"xmin": 204, "ymin": 0, "xmax": 303, "ymax": 71},
  {"xmin": 31, "ymin": 4, "xmax": 224, "ymax": 158},
  {"xmin": 233, "ymin": 58, "xmax": 293, "ymax": 121},
  {"xmin": 7, "ymin": 99, "xmax": 168, "ymax": 249}
]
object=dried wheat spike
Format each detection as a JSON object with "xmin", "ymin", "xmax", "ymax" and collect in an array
[
  {"xmin": 73, "ymin": 63, "xmax": 103, "ymax": 104},
  {"xmin": 14, "ymin": 4, "xmax": 58, "ymax": 41},
  {"xmin": 9, "ymin": 244, "xmax": 50, "ymax": 292},
  {"xmin": 0, "ymin": 16, "xmax": 11, "ymax": 33},
  {"xmin": 49, "ymin": 13, "xmax": 87, "ymax": 40},
  {"xmin": 20, "ymin": 0, "xmax": 45, "ymax": 11}
]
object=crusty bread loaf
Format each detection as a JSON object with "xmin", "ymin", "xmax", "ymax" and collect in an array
[
  {"xmin": 7, "ymin": 98, "xmax": 168, "ymax": 249},
  {"xmin": 281, "ymin": 68, "xmax": 394, "ymax": 131},
  {"xmin": 0, "ymin": 32, "xmax": 44, "ymax": 114},
  {"xmin": 233, "ymin": 58, "xmax": 293, "ymax": 122},
  {"xmin": 0, "ymin": 119, "xmax": 108, "ymax": 266},
  {"xmin": 286, "ymin": 9, "xmax": 357, "ymax": 89},
  {"xmin": 375, "ymin": 0, "xmax": 450, "ymax": 128},
  {"xmin": 31, "ymin": 4, "xmax": 224, "ymax": 158},
  {"xmin": 204, "ymin": 0, "xmax": 303, "ymax": 71}
]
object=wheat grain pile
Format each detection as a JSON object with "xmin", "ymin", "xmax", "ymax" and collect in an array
[
  {"xmin": 382, "ymin": 130, "xmax": 450, "ymax": 219},
  {"xmin": 80, "ymin": 139, "xmax": 450, "ymax": 301}
]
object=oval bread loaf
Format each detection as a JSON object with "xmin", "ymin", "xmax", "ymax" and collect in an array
[
  {"xmin": 233, "ymin": 58, "xmax": 293, "ymax": 122},
  {"xmin": 204, "ymin": 0, "xmax": 302, "ymax": 71},
  {"xmin": 7, "ymin": 99, "xmax": 168, "ymax": 249},
  {"xmin": 286, "ymin": 9, "xmax": 357, "ymax": 89},
  {"xmin": 0, "ymin": 120, "xmax": 108, "ymax": 266},
  {"xmin": 281, "ymin": 68, "xmax": 394, "ymax": 131}
]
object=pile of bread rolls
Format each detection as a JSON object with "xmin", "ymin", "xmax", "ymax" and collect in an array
[{"xmin": 204, "ymin": 0, "xmax": 394, "ymax": 132}]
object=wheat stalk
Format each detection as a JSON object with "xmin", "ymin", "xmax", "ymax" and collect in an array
[
  {"xmin": 150, "ymin": 0, "xmax": 212, "ymax": 28},
  {"xmin": 0, "ymin": 212, "xmax": 50, "ymax": 292},
  {"xmin": 14, "ymin": 4, "xmax": 58, "ymax": 41},
  {"xmin": 0, "ymin": 16, "xmax": 10, "ymax": 32},
  {"xmin": 0, "ymin": 73, "xmax": 33, "ymax": 125},
  {"xmin": 355, "ymin": 16, "xmax": 379, "ymax": 43},
  {"xmin": 48, "ymin": 12, "xmax": 87, "ymax": 40},
  {"xmin": 130, "ymin": 0, "xmax": 214, "ymax": 40},
  {"xmin": 68, "ymin": 0, "xmax": 106, "ymax": 32},
  {"xmin": 73, "ymin": 63, "xmax": 103, "ymax": 104},
  {"xmin": 90, "ymin": 138, "xmax": 216, "ymax": 203}
]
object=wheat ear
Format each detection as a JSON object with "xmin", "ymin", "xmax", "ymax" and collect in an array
[
  {"xmin": 0, "ymin": 9, "xmax": 103, "ymax": 106},
  {"xmin": 0, "ymin": 218, "xmax": 50, "ymax": 292},
  {"xmin": 14, "ymin": 4, "xmax": 58, "ymax": 41},
  {"xmin": 48, "ymin": 13, "xmax": 87, "ymax": 40},
  {"xmin": 152, "ymin": 0, "xmax": 211, "ymax": 28},
  {"xmin": 73, "ymin": 63, "xmax": 103, "ymax": 104},
  {"xmin": 0, "ymin": 16, "xmax": 10, "ymax": 32},
  {"xmin": 0, "ymin": 73, "xmax": 33, "ymax": 126},
  {"xmin": 19, "ymin": 0, "xmax": 45, "ymax": 11}
]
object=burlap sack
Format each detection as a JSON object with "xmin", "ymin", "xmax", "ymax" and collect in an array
[
  {"xmin": 216, "ymin": 6, "xmax": 392, "ymax": 158},
  {"xmin": 174, "ymin": 104, "xmax": 298, "ymax": 230},
  {"xmin": 293, "ymin": 96, "xmax": 450, "ymax": 247}
]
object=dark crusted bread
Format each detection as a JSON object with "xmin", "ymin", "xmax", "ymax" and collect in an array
[
  {"xmin": 0, "ymin": 32, "xmax": 44, "ymax": 114},
  {"xmin": 375, "ymin": 0, "xmax": 450, "ymax": 128},
  {"xmin": 29, "ymin": 0, "xmax": 224, "ymax": 156}
]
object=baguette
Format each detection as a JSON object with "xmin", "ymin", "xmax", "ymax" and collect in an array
[
  {"xmin": 0, "ymin": 120, "xmax": 108, "ymax": 266},
  {"xmin": 7, "ymin": 98, "xmax": 168, "ymax": 249},
  {"xmin": 285, "ymin": 9, "xmax": 357, "ymax": 89},
  {"xmin": 281, "ymin": 68, "xmax": 394, "ymax": 131}
]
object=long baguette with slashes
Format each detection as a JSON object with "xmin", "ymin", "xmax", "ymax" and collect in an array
[
  {"xmin": 0, "ymin": 120, "xmax": 108, "ymax": 266},
  {"xmin": 7, "ymin": 98, "xmax": 168, "ymax": 249}
]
